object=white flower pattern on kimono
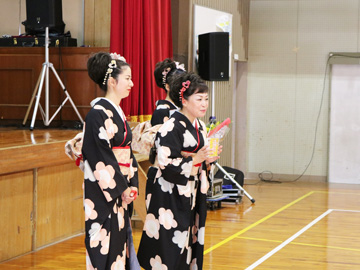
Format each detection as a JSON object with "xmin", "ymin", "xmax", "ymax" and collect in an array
[
  {"xmin": 158, "ymin": 177, "xmax": 174, "ymax": 194},
  {"xmin": 190, "ymin": 258, "xmax": 198, "ymax": 270},
  {"xmin": 100, "ymin": 232, "xmax": 110, "ymax": 255},
  {"xmin": 93, "ymin": 104, "xmax": 114, "ymax": 118},
  {"xmin": 84, "ymin": 198, "xmax": 98, "ymax": 221},
  {"xmin": 171, "ymin": 158, "xmax": 182, "ymax": 167},
  {"xmin": 186, "ymin": 246, "xmax": 192, "ymax": 265},
  {"xmin": 84, "ymin": 160, "xmax": 96, "ymax": 182},
  {"xmin": 117, "ymin": 206, "xmax": 125, "ymax": 231},
  {"xmin": 156, "ymin": 104, "xmax": 170, "ymax": 110},
  {"xmin": 157, "ymin": 146, "xmax": 172, "ymax": 167},
  {"xmin": 150, "ymin": 255, "xmax": 168, "ymax": 270},
  {"xmin": 110, "ymin": 243, "xmax": 126, "ymax": 270},
  {"xmin": 103, "ymin": 190, "xmax": 112, "ymax": 202},
  {"xmin": 104, "ymin": 118, "xmax": 118, "ymax": 140},
  {"xmin": 89, "ymin": 223, "xmax": 107, "ymax": 248},
  {"xmin": 154, "ymin": 136, "xmax": 161, "ymax": 148},
  {"xmin": 146, "ymin": 193, "xmax": 152, "ymax": 210},
  {"xmin": 177, "ymin": 181, "xmax": 192, "ymax": 197},
  {"xmin": 159, "ymin": 118, "xmax": 175, "ymax": 137},
  {"xmin": 172, "ymin": 230, "xmax": 188, "ymax": 250},
  {"xmin": 180, "ymin": 161, "xmax": 192, "ymax": 178},
  {"xmin": 179, "ymin": 121, "xmax": 186, "ymax": 128},
  {"xmin": 98, "ymin": 126, "xmax": 110, "ymax": 145},
  {"xmin": 183, "ymin": 130, "xmax": 197, "ymax": 148},
  {"xmin": 88, "ymin": 222, "xmax": 101, "ymax": 241},
  {"xmin": 158, "ymin": 208, "xmax": 178, "ymax": 230},
  {"xmin": 144, "ymin": 214, "xmax": 160, "ymax": 239},
  {"xmin": 200, "ymin": 170, "xmax": 209, "ymax": 194},
  {"xmin": 198, "ymin": 227, "xmax": 205, "ymax": 245},
  {"xmin": 94, "ymin": 162, "xmax": 116, "ymax": 191}
]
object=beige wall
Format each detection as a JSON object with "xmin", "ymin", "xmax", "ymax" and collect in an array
[{"xmin": 246, "ymin": 0, "xmax": 360, "ymax": 182}]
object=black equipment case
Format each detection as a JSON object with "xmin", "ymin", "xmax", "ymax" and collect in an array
[
  {"xmin": 214, "ymin": 166, "xmax": 244, "ymax": 203},
  {"xmin": 214, "ymin": 166, "xmax": 244, "ymax": 188},
  {"xmin": 0, "ymin": 36, "xmax": 77, "ymax": 47}
]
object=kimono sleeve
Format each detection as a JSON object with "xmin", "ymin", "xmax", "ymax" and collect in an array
[
  {"xmin": 129, "ymin": 148, "xmax": 139, "ymax": 189},
  {"xmin": 156, "ymin": 119, "xmax": 193, "ymax": 186},
  {"xmin": 82, "ymin": 109, "xmax": 129, "ymax": 202},
  {"xmin": 150, "ymin": 106, "xmax": 170, "ymax": 126}
]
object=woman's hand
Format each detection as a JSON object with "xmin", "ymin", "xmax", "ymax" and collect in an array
[
  {"xmin": 192, "ymin": 145, "xmax": 210, "ymax": 165},
  {"xmin": 181, "ymin": 151, "xmax": 195, "ymax": 158},
  {"xmin": 206, "ymin": 144, "xmax": 223, "ymax": 164},
  {"xmin": 129, "ymin": 187, "xmax": 138, "ymax": 200},
  {"xmin": 121, "ymin": 187, "xmax": 135, "ymax": 204}
]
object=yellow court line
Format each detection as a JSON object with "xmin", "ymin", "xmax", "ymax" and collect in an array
[
  {"xmin": 204, "ymin": 191, "xmax": 315, "ymax": 255},
  {"xmin": 237, "ymin": 236, "xmax": 282, "ymax": 243},
  {"xmin": 236, "ymin": 236, "xmax": 360, "ymax": 253}
]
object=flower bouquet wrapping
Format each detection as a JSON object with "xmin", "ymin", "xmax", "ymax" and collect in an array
[{"xmin": 206, "ymin": 118, "xmax": 231, "ymax": 156}]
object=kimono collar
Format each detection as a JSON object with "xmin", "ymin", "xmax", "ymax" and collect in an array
[
  {"xmin": 192, "ymin": 119, "xmax": 198, "ymax": 130},
  {"xmin": 90, "ymin": 97, "xmax": 126, "ymax": 122},
  {"xmin": 156, "ymin": 99, "xmax": 179, "ymax": 110},
  {"xmin": 174, "ymin": 111, "xmax": 201, "ymax": 131}
]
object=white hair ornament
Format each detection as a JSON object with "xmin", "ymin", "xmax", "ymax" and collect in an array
[{"xmin": 110, "ymin": 52, "xmax": 127, "ymax": 63}]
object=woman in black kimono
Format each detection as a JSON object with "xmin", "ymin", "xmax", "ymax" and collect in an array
[
  {"xmin": 150, "ymin": 58, "xmax": 186, "ymax": 126},
  {"xmin": 82, "ymin": 52, "xmax": 140, "ymax": 270},
  {"xmin": 137, "ymin": 72, "xmax": 221, "ymax": 270}
]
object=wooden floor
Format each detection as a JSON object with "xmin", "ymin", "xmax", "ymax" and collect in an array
[{"xmin": 0, "ymin": 178, "xmax": 359, "ymax": 269}]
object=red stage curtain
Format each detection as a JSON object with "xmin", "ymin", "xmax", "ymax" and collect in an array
[{"xmin": 110, "ymin": 0, "xmax": 173, "ymax": 122}]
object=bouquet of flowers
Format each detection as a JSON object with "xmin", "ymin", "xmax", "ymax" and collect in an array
[
  {"xmin": 206, "ymin": 118, "xmax": 231, "ymax": 156},
  {"xmin": 207, "ymin": 117, "xmax": 231, "ymax": 139}
]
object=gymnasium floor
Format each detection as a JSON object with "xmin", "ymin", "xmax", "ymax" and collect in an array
[{"xmin": 0, "ymin": 180, "xmax": 359, "ymax": 269}]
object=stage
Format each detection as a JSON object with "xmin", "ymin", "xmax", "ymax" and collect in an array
[{"xmin": 0, "ymin": 126, "xmax": 148, "ymax": 263}]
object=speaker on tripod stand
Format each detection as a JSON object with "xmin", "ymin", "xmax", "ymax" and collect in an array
[{"xmin": 22, "ymin": 0, "xmax": 83, "ymax": 130}]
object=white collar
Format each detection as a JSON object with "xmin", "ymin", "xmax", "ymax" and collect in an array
[{"xmin": 90, "ymin": 97, "xmax": 126, "ymax": 122}]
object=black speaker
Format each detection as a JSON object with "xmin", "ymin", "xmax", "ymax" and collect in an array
[
  {"xmin": 198, "ymin": 32, "xmax": 229, "ymax": 81},
  {"xmin": 22, "ymin": 0, "xmax": 65, "ymax": 36}
]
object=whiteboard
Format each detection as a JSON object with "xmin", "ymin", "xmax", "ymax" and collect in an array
[
  {"xmin": 193, "ymin": 5, "xmax": 232, "ymax": 76},
  {"xmin": 329, "ymin": 64, "xmax": 360, "ymax": 184}
]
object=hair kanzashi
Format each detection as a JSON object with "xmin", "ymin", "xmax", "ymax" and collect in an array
[
  {"xmin": 154, "ymin": 58, "xmax": 186, "ymax": 91},
  {"xmin": 87, "ymin": 52, "xmax": 130, "ymax": 92},
  {"xmin": 169, "ymin": 72, "xmax": 208, "ymax": 108}
]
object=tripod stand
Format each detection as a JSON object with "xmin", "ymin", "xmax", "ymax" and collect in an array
[
  {"xmin": 23, "ymin": 27, "xmax": 83, "ymax": 130},
  {"xmin": 209, "ymin": 81, "xmax": 255, "ymax": 203}
]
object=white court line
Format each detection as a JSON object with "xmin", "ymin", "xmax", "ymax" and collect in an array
[
  {"xmin": 332, "ymin": 209, "xmax": 360, "ymax": 213},
  {"xmin": 245, "ymin": 209, "xmax": 334, "ymax": 270}
]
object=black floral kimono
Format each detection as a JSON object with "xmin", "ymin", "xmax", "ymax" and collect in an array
[
  {"xmin": 150, "ymin": 99, "xmax": 178, "ymax": 126},
  {"xmin": 137, "ymin": 111, "xmax": 210, "ymax": 270},
  {"xmin": 82, "ymin": 98, "xmax": 139, "ymax": 270}
]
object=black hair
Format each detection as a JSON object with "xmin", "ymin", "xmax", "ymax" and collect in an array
[
  {"xmin": 169, "ymin": 72, "xmax": 208, "ymax": 108},
  {"xmin": 87, "ymin": 52, "xmax": 130, "ymax": 92},
  {"xmin": 153, "ymin": 58, "xmax": 185, "ymax": 92}
]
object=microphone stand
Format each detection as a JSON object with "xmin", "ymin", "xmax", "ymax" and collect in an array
[{"xmin": 209, "ymin": 81, "xmax": 255, "ymax": 204}]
